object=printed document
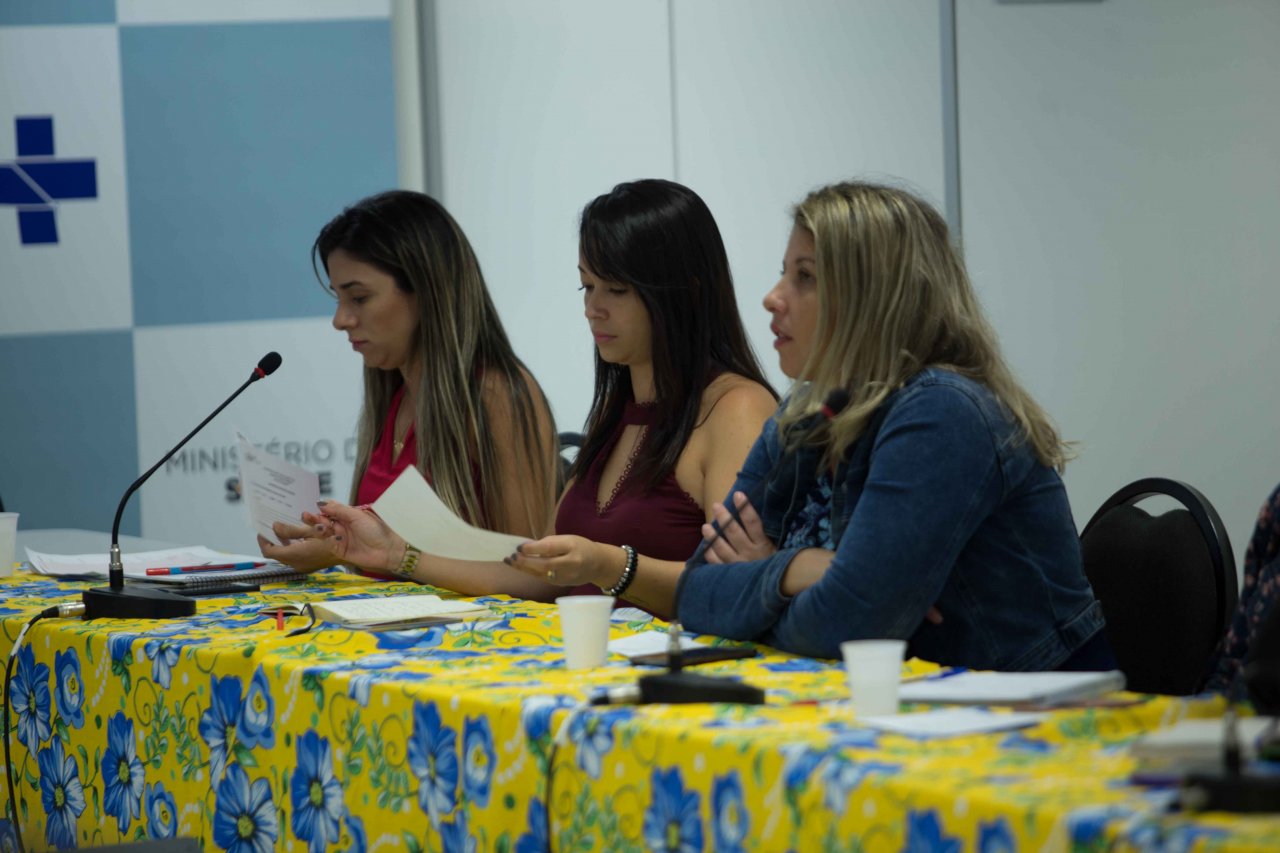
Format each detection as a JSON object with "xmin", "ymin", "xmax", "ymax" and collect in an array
[
  {"xmin": 237, "ymin": 431, "xmax": 321, "ymax": 544},
  {"xmin": 372, "ymin": 466, "xmax": 527, "ymax": 561}
]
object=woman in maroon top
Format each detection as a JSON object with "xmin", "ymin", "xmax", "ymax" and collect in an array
[
  {"xmin": 259, "ymin": 191, "xmax": 560, "ymax": 597},
  {"xmin": 504, "ymin": 180, "xmax": 777, "ymax": 616}
]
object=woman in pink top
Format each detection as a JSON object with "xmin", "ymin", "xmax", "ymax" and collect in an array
[{"xmin": 259, "ymin": 191, "xmax": 560, "ymax": 595}]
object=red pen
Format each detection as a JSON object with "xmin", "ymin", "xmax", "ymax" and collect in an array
[{"xmin": 144, "ymin": 561, "xmax": 266, "ymax": 576}]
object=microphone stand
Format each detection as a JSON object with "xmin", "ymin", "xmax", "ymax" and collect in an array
[
  {"xmin": 82, "ymin": 355, "xmax": 280, "ymax": 619},
  {"xmin": 592, "ymin": 622, "xmax": 765, "ymax": 706},
  {"xmin": 1181, "ymin": 676, "xmax": 1280, "ymax": 813}
]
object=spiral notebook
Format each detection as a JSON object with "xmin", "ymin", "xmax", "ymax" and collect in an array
[{"xmin": 139, "ymin": 564, "xmax": 310, "ymax": 589}]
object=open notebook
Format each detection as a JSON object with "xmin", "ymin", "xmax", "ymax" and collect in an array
[{"xmin": 263, "ymin": 595, "xmax": 493, "ymax": 630}]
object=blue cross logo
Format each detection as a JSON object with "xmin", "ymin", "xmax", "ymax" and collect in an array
[{"xmin": 0, "ymin": 116, "xmax": 98, "ymax": 245}]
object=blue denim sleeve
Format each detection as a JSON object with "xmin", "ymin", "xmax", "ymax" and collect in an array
[
  {"xmin": 678, "ymin": 385, "xmax": 1005, "ymax": 657},
  {"xmin": 765, "ymin": 385, "xmax": 1005, "ymax": 658}
]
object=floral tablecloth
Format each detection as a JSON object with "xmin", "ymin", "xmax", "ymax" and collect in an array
[{"xmin": 0, "ymin": 570, "xmax": 1277, "ymax": 852}]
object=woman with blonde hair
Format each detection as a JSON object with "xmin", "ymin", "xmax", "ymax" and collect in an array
[
  {"xmin": 261, "ymin": 190, "xmax": 560, "ymax": 597},
  {"xmin": 676, "ymin": 181, "xmax": 1112, "ymax": 670}
]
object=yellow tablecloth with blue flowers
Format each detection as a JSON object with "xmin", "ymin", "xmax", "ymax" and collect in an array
[{"xmin": 1, "ymin": 570, "xmax": 1277, "ymax": 852}]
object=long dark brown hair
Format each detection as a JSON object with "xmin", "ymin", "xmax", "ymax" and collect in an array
[{"xmin": 572, "ymin": 179, "xmax": 775, "ymax": 491}]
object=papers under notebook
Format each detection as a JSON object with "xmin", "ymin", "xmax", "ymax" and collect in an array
[
  {"xmin": 859, "ymin": 708, "xmax": 1046, "ymax": 738},
  {"xmin": 372, "ymin": 466, "xmax": 527, "ymax": 561},
  {"xmin": 898, "ymin": 670, "xmax": 1126, "ymax": 706},
  {"xmin": 266, "ymin": 595, "xmax": 493, "ymax": 629}
]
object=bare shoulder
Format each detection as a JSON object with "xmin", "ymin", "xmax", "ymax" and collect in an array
[{"xmin": 698, "ymin": 372, "xmax": 778, "ymax": 433}]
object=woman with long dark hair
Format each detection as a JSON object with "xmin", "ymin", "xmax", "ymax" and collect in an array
[{"xmin": 504, "ymin": 179, "xmax": 777, "ymax": 615}]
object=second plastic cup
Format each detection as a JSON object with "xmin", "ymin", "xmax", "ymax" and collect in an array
[
  {"xmin": 557, "ymin": 595, "xmax": 616, "ymax": 669},
  {"xmin": 0, "ymin": 513, "xmax": 18, "ymax": 579},
  {"xmin": 841, "ymin": 639, "xmax": 906, "ymax": 717}
]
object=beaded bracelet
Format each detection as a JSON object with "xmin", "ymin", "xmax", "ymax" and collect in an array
[
  {"xmin": 394, "ymin": 542, "xmax": 421, "ymax": 579},
  {"xmin": 603, "ymin": 544, "xmax": 637, "ymax": 597}
]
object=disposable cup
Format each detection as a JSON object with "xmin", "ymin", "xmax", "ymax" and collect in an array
[
  {"xmin": 0, "ymin": 513, "xmax": 17, "ymax": 579},
  {"xmin": 557, "ymin": 595, "xmax": 615, "ymax": 669},
  {"xmin": 841, "ymin": 639, "xmax": 906, "ymax": 717}
]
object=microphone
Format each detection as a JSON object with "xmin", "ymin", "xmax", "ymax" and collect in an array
[
  {"xmin": 82, "ymin": 352, "xmax": 283, "ymax": 619},
  {"xmin": 590, "ymin": 621, "xmax": 766, "ymax": 706},
  {"xmin": 699, "ymin": 387, "xmax": 851, "ymax": 555}
]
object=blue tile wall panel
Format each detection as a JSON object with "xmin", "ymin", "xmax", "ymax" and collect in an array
[
  {"xmin": 0, "ymin": 1, "xmax": 115, "ymax": 26},
  {"xmin": 121, "ymin": 20, "xmax": 398, "ymax": 327},
  {"xmin": 0, "ymin": 331, "xmax": 141, "ymax": 534}
]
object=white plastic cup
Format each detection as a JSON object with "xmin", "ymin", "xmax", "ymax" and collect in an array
[
  {"xmin": 841, "ymin": 639, "xmax": 906, "ymax": 717},
  {"xmin": 557, "ymin": 595, "xmax": 616, "ymax": 669},
  {"xmin": 0, "ymin": 513, "xmax": 18, "ymax": 579}
]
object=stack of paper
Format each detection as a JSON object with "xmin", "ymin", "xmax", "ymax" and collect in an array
[
  {"xmin": 898, "ymin": 670, "xmax": 1126, "ymax": 706},
  {"xmin": 299, "ymin": 595, "xmax": 492, "ymax": 629},
  {"xmin": 1129, "ymin": 717, "xmax": 1278, "ymax": 772}
]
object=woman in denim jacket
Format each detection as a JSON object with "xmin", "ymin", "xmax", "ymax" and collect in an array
[{"xmin": 675, "ymin": 181, "xmax": 1113, "ymax": 671}]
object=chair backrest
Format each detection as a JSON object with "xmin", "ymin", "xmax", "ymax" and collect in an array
[
  {"xmin": 1080, "ymin": 477, "xmax": 1238, "ymax": 695},
  {"xmin": 557, "ymin": 431, "xmax": 585, "ymax": 492}
]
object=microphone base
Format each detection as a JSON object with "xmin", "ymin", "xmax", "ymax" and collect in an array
[
  {"xmin": 1183, "ymin": 772, "xmax": 1280, "ymax": 813},
  {"xmin": 637, "ymin": 671, "xmax": 765, "ymax": 705},
  {"xmin": 82, "ymin": 584, "xmax": 196, "ymax": 619}
]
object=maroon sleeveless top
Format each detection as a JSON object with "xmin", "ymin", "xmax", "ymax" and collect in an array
[{"xmin": 555, "ymin": 400, "xmax": 706, "ymax": 601}]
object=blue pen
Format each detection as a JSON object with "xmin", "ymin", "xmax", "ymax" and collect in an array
[
  {"xmin": 905, "ymin": 666, "xmax": 967, "ymax": 683},
  {"xmin": 145, "ymin": 561, "xmax": 264, "ymax": 576}
]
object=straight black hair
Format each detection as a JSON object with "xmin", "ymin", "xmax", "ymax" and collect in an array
[{"xmin": 573, "ymin": 179, "xmax": 775, "ymax": 492}]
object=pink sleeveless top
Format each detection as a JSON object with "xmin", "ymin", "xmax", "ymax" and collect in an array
[
  {"xmin": 555, "ymin": 400, "xmax": 706, "ymax": 601},
  {"xmin": 356, "ymin": 386, "xmax": 417, "ymax": 506}
]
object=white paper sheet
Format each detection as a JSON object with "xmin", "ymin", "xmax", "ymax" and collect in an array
[
  {"xmin": 237, "ymin": 431, "xmax": 321, "ymax": 544},
  {"xmin": 372, "ymin": 466, "xmax": 528, "ymax": 561},
  {"xmin": 607, "ymin": 630, "xmax": 705, "ymax": 657},
  {"xmin": 26, "ymin": 546, "xmax": 266, "ymax": 579},
  {"xmin": 859, "ymin": 708, "xmax": 1045, "ymax": 738}
]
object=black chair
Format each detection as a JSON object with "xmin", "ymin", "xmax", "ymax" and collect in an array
[
  {"xmin": 1080, "ymin": 477, "xmax": 1238, "ymax": 695},
  {"xmin": 557, "ymin": 431, "xmax": 585, "ymax": 491}
]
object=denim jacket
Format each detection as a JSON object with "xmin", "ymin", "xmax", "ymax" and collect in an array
[{"xmin": 675, "ymin": 368, "xmax": 1106, "ymax": 670}]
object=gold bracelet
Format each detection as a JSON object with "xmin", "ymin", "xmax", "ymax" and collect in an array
[{"xmin": 395, "ymin": 542, "xmax": 421, "ymax": 579}]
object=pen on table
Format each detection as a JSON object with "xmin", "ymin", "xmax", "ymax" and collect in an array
[
  {"xmin": 144, "ymin": 561, "xmax": 266, "ymax": 576},
  {"xmin": 902, "ymin": 666, "xmax": 967, "ymax": 684}
]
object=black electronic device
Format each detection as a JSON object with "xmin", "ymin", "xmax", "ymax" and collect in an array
[
  {"xmin": 82, "ymin": 352, "xmax": 282, "ymax": 619},
  {"xmin": 628, "ymin": 645, "xmax": 758, "ymax": 667}
]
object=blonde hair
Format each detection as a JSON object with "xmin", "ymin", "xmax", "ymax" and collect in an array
[
  {"xmin": 315, "ymin": 191, "xmax": 556, "ymax": 535},
  {"xmin": 782, "ymin": 181, "xmax": 1071, "ymax": 472}
]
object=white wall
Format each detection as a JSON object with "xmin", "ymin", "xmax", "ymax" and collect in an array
[
  {"xmin": 424, "ymin": 0, "xmax": 1280, "ymax": 567},
  {"xmin": 957, "ymin": 0, "xmax": 1280, "ymax": 561}
]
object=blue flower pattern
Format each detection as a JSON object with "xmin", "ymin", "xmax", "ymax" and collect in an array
[
  {"xmin": 712, "ymin": 771, "xmax": 747, "ymax": 853},
  {"xmin": 407, "ymin": 701, "xmax": 459, "ymax": 828},
  {"xmin": 37, "ymin": 738, "xmax": 85, "ymax": 850},
  {"xmin": 239, "ymin": 665, "xmax": 275, "ymax": 750},
  {"xmin": 977, "ymin": 818, "xmax": 1015, "ymax": 853},
  {"xmin": 12, "ymin": 644, "xmax": 51, "ymax": 753},
  {"xmin": 142, "ymin": 637, "xmax": 182, "ymax": 689},
  {"xmin": 145, "ymin": 781, "xmax": 178, "ymax": 839},
  {"xmin": 643, "ymin": 767, "xmax": 702, "ymax": 853},
  {"xmin": 462, "ymin": 716, "xmax": 495, "ymax": 807},
  {"xmin": 199, "ymin": 673, "xmax": 243, "ymax": 783},
  {"xmin": 53, "ymin": 648, "xmax": 84, "ymax": 729},
  {"xmin": 213, "ymin": 763, "xmax": 278, "ymax": 853},
  {"xmin": 290, "ymin": 730, "xmax": 344, "ymax": 853},
  {"xmin": 904, "ymin": 809, "xmax": 962, "ymax": 853},
  {"xmin": 101, "ymin": 712, "xmax": 146, "ymax": 833},
  {"xmin": 568, "ymin": 708, "xmax": 633, "ymax": 780},
  {"xmin": 514, "ymin": 798, "xmax": 548, "ymax": 853}
]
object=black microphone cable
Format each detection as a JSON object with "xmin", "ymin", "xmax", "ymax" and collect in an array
[{"xmin": 4, "ymin": 601, "xmax": 86, "ymax": 853}]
